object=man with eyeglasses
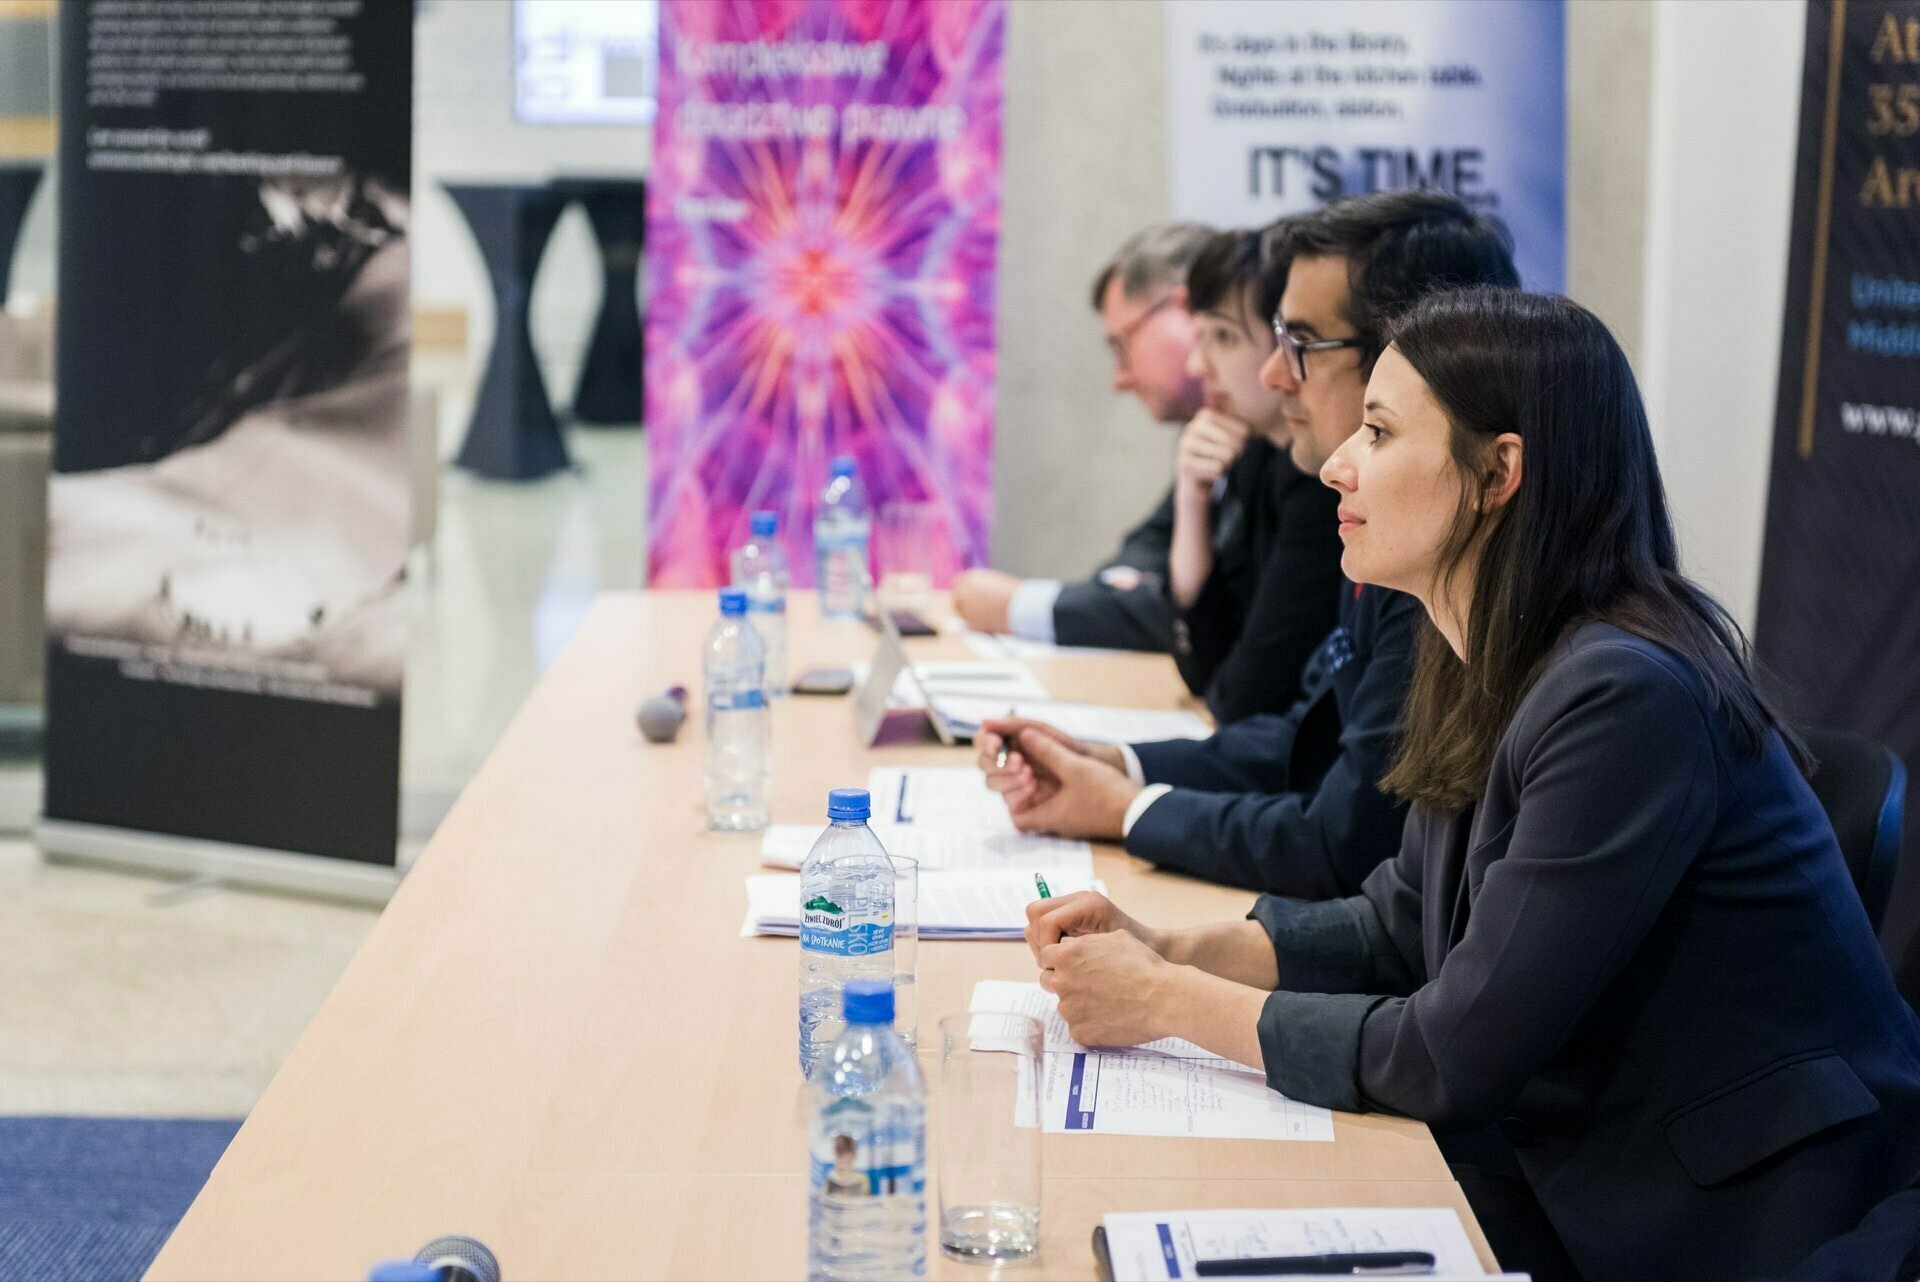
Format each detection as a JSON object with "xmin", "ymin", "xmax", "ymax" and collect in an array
[
  {"xmin": 976, "ymin": 191, "xmax": 1520, "ymax": 900},
  {"xmin": 955, "ymin": 222, "xmax": 1263, "ymax": 653}
]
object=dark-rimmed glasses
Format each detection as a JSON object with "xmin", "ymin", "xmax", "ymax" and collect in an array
[{"xmin": 1270, "ymin": 315, "xmax": 1368, "ymax": 382}]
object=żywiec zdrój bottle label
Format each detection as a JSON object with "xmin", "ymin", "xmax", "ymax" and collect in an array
[{"xmin": 800, "ymin": 894, "xmax": 893, "ymax": 956}]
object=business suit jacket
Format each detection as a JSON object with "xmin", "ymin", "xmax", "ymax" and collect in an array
[
  {"xmin": 1052, "ymin": 448, "xmax": 1265, "ymax": 653},
  {"xmin": 1126, "ymin": 584, "xmax": 1420, "ymax": 897},
  {"xmin": 1172, "ymin": 442, "xmax": 1344, "ymax": 724},
  {"xmin": 1249, "ymin": 623, "xmax": 1920, "ymax": 1282},
  {"xmin": 1050, "ymin": 486, "xmax": 1180, "ymax": 651}
]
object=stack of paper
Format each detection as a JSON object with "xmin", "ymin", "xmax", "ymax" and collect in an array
[
  {"xmin": 1099, "ymin": 1207, "xmax": 1511, "ymax": 1280},
  {"xmin": 741, "ymin": 872, "xmax": 1106, "ymax": 940},
  {"xmin": 967, "ymin": 981, "xmax": 1335, "ymax": 1141},
  {"xmin": 960, "ymin": 631, "xmax": 1135, "ymax": 662},
  {"xmin": 760, "ymin": 824, "xmax": 1094, "ymax": 880},
  {"xmin": 852, "ymin": 659, "xmax": 1049, "ymax": 709},
  {"xmin": 866, "ymin": 766, "xmax": 1023, "ymax": 830},
  {"xmin": 929, "ymin": 694, "xmax": 1211, "ymax": 745}
]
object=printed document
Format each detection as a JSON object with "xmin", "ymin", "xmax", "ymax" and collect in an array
[
  {"xmin": 966, "ymin": 982, "xmax": 1333, "ymax": 1141},
  {"xmin": 1099, "ymin": 1207, "xmax": 1507, "ymax": 1280},
  {"xmin": 867, "ymin": 766, "xmax": 1020, "ymax": 831}
]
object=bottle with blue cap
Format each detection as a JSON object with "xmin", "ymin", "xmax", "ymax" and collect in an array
[
  {"xmin": 814, "ymin": 455, "xmax": 871, "ymax": 621},
  {"xmin": 799, "ymin": 788, "xmax": 895, "ymax": 1078},
  {"xmin": 731, "ymin": 509, "xmax": 790, "ymax": 696},
  {"xmin": 704, "ymin": 587, "xmax": 769, "ymax": 831},
  {"xmin": 807, "ymin": 978, "xmax": 926, "ymax": 1281}
]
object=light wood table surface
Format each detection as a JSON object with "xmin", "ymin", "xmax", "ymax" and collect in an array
[{"xmin": 148, "ymin": 591, "xmax": 1491, "ymax": 1279}]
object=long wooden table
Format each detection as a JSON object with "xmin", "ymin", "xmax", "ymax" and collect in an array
[{"xmin": 148, "ymin": 592, "xmax": 1493, "ymax": 1279}]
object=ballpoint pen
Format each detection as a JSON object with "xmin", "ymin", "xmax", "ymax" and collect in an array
[
  {"xmin": 1034, "ymin": 872, "xmax": 1052, "ymax": 899},
  {"xmin": 993, "ymin": 705, "xmax": 1017, "ymax": 768}
]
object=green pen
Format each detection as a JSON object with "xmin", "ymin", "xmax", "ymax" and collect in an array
[{"xmin": 1034, "ymin": 872, "xmax": 1052, "ymax": 900}]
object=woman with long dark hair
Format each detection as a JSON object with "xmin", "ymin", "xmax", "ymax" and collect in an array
[{"xmin": 1023, "ymin": 289, "xmax": 1920, "ymax": 1281}]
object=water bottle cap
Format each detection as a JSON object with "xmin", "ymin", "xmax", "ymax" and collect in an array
[
  {"xmin": 718, "ymin": 588, "xmax": 748, "ymax": 616},
  {"xmin": 829, "ymin": 455, "xmax": 857, "ymax": 478},
  {"xmin": 827, "ymin": 788, "xmax": 871, "ymax": 821},
  {"xmin": 367, "ymin": 1264, "xmax": 440, "ymax": 1282},
  {"xmin": 750, "ymin": 510, "xmax": 778, "ymax": 537},
  {"xmin": 842, "ymin": 978, "xmax": 895, "ymax": 1025}
]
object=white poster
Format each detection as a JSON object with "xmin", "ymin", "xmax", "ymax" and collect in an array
[{"xmin": 1168, "ymin": 0, "xmax": 1565, "ymax": 291}]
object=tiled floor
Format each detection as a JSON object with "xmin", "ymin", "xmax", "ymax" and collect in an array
[{"xmin": 0, "ymin": 417, "xmax": 648, "ymax": 1117}]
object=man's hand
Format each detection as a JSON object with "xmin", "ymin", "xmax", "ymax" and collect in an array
[
  {"xmin": 1025, "ymin": 890, "xmax": 1166, "ymax": 963},
  {"xmin": 1175, "ymin": 408, "xmax": 1251, "ymax": 493},
  {"xmin": 976, "ymin": 723, "xmax": 1137, "ymax": 839},
  {"xmin": 952, "ymin": 569, "xmax": 1021, "ymax": 633},
  {"xmin": 1038, "ymin": 930, "xmax": 1173, "ymax": 1047}
]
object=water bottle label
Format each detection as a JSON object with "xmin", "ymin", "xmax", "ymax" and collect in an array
[
  {"xmin": 810, "ymin": 1099, "xmax": 926, "ymax": 1200},
  {"xmin": 747, "ymin": 597, "xmax": 786, "ymax": 615},
  {"xmin": 799, "ymin": 895, "xmax": 894, "ymax": 955},
  {"xmin": 709, "ymin": 688, "xmax": 767, "ymax": 712}
]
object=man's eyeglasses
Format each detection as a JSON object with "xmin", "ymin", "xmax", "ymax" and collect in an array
[
  {"xmin": 1106, "ymin": 295, "xmax": 1177, "ymax": 371},
  {"xmin": 1270, "ymin": 315, "xmax": 1368, "ymax": 383}
]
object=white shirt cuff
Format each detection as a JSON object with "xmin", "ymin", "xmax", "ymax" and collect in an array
[
  {"xmin": 1006, "ymin": 579, "xmax": 1063, "ymax": 642},
  {"xmin": 1122, "ymin": 783, "xmax": 1174, "ymax": 838},
  {"xmin": 1116, "ymin": 741, "xmax": 1146, "ymax": 785}
]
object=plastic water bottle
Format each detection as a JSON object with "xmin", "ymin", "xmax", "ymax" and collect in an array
[
  {"xmin": 731, "ymin": 509, "xmax": 790, "ymax": 696},
  {"xmin": 807, "ymin": 978, "xmax": 926, "ymax": 1282},
  {"xmin": 814, "ymin": 455, "xmax": 872, "ymax": 621},
  {"xmin": 704, "ymin": 588, "xmax": 769, "ymax": 831},
  {"xmin": 799, "ymin": 788, "xmax": 894, "ymax": 1078}
]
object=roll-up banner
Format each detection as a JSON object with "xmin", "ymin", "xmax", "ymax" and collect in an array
[
  {"xmin": 1756, "ymin": 0, "xmax": 1920, "ymax": 942},
  {"xmin": 42, "ymin": 0, "xmax": 412, "ymax": 899},
  {"xmin": 646, "ymin": 0, "xmax": 1006, "ymax": 587},
  {"xmin": 1166, "ymin": 0, "xmax": 1566, "ymax": 292}
]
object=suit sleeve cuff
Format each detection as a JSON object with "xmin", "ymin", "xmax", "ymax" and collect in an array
[
  {"xmin": 1116, "ymin": 741, "xmax": 1147, "ymax": 786},
  {"xmin": 1247, "ymin": 895, "xmax": 1379, "ymax": 994},
  {"xmin": 1006, "ymin": 579, "xmax": 1062, "ymax": 643},
  {"xmin": 1120, "ymin": 782, "xmax": 1171, "ymax": 837},
  {"xmin": 1255, "ymin": 990, "xmax": 1385, "ymax": 1113}
]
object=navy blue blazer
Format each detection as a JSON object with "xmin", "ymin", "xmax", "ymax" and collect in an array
[
  {"xmin": 1249, "ymin": 624, "xmax": 1920, "ymax": 1282},
  {"xmin": 1126, "ymin": 583, "xmax": 1420, "ymax": 897}
]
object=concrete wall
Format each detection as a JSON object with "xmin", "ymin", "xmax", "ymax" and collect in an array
[{"xmin": 1639, "ymin": 0, "xmax": 1807, "ymax": 632}]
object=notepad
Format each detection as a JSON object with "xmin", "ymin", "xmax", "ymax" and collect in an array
[
  {"xmin": 850, "ymin": 659, "xmax": 1050, "ymax": 709},
  {"xmin": 1099, "ymin": 1207, "xmax": 1511, "ymax": 1280},
  {"xmin": 929, "ymin": 694, "xmax": 1212, "ymax": 745},
  {"xmin": 966, "ymin": 981, "xmax": 1334, "ymax": 1141},
  {"xmin": 866, "ymin": 766, "xmax": 1021, "ymax": 831},
  {"xmin": 759, "ymin": 824, "xmax": 1094, "ymax": 879},
  {"xmin": 741, "ymin": 871, "xmax": 1106, "ymax": 940},
  {"xmin": 961, "ymin": 630, "xmax": 1136, "ymax": 662}
]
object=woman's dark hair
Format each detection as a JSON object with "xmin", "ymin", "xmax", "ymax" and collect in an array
[
  {"xmin": 1185, "ymin": 226, "xmax": 1288, "ymax": 337},
  {"xmin": 1379, "ymin": 287, "xmax": 1807, "ymax": 813}
]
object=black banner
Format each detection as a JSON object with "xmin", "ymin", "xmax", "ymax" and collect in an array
[{"xmin": 46, "ymin": 0, "xmax": 413, "ymax": 864}]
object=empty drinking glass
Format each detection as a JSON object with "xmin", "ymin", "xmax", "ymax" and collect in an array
[{"xmin": 934, "ymin": 1012, "xmax": 1043, "ymax": 1261}]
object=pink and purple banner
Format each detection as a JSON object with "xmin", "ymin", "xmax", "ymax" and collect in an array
[{"xmin": 646, "ymin": 0, "xmax": 1005, "ymax": 588}]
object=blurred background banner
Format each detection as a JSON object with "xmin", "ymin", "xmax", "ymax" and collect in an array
[
  {"xmin": 645, "ymin": 0, "xmax": 1005, "ymax": 589},
  {"xmin": 1758, "ymin": 3, "xmax": 1920, "ymax": 822},
  {"xmin": 1166, "ymin": 0, "xmax": 1567, "ymax": 292},
  {"xmin": 42, "ymin": 0, "xmax": 412, "ymax": 879}
]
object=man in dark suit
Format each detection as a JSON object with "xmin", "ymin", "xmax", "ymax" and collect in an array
[
  {"xmin": 977, "ymin": 194, "xmax": 1519, "ymax": 899},
  {"xmin": 954, "ymin": 222, "xmax": 1229, "ymax": 653}
]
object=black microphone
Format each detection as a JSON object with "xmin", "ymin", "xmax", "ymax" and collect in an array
[{"xmin": 413, "ymin": 1235, "xmax": 501, "ymax": 1282}]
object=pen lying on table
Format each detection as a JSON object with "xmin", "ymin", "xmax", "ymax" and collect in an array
[{"xmin": 1194, "ymin": 1250, "xmax": 1436, "ymax": 1276}]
